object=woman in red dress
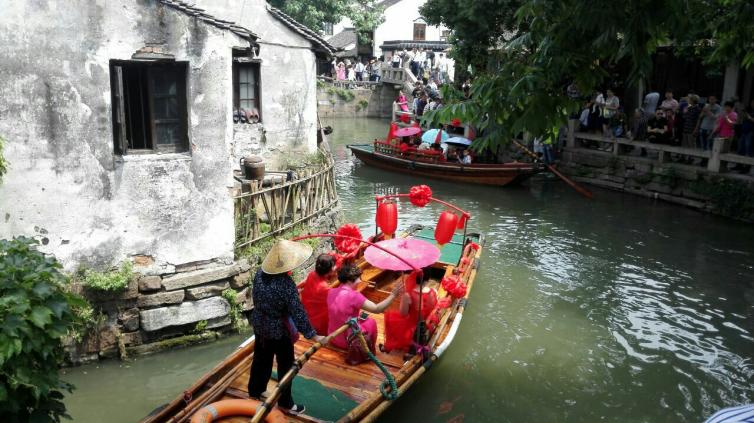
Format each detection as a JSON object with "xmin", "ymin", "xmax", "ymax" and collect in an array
[
  {"xmin": 383, "ymin": 270, "xmax": 438, "ymax": 352},
  {"xmin": 299, "ymin": 254, "xmax": 337, "ymax": 335}
]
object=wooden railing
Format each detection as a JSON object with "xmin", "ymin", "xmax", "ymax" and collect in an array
[
  {"xmin": 233, "ymin": 159, "xmax": 339, "ymax": 254},
  {"xmin": 565, "ymin": 120, "xmax": 754, "ymax": 175}
]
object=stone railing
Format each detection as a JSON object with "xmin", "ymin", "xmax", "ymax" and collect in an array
[
  {"xmin": 317, "ymin": 75, "xmax": 380, "ymax": 90},
  {"xmin": 565, "ymin": 120, "xmax": 754, "ymax": 174},
  {"xmin": 382, "ymin": 65, "xmax": 418, "ymax": 86},
  {"xmin": 558, "ymin": 120, "xmax": 754, "ymax": 221}
]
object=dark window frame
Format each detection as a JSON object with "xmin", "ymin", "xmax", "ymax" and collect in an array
[
  {"xmin": 323, "ymin": 22, "xmax": 334, "ymax": 36},
  {"xmin": 413, "ymin": 22, "xmax": 426, "ymax": 41},
  {"xmin": 233, "ymin": 59, "xmax": 262, "ymax": 122},
  {"xmin": 110, "ymin": 60, "xmax": 190, "ymax": 155}
]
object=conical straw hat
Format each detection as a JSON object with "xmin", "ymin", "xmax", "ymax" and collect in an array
[{"xmin": 261, "ymin": 239, "xmax": 313, "ymax": 274}]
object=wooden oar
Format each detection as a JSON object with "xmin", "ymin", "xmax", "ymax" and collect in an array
[
  {"xmin": 512, "ymin": 139, "xmax": 593, "ymax": 198},
  {"xmin": 250, "ymin": 323, "xmax": 351, "ymax": 423}
]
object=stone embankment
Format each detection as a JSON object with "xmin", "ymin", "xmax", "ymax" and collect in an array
[
  {"xmin": 316, "ymin": 79, "xmax": 399, "ymax": 119},
  {"xmin": 558, "ymin": 122, "xmax": 754, "ymax": 222},
  {"xmin": 66, "ymin": 208, "xmax": 342, "ymax": 364}
]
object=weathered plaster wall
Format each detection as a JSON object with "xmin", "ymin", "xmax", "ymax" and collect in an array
[
  {"xmin": 0, "ymin": 0, "xmax": 248, "ymax": 270},
  {"xmin": 193, "ymin": 0, "xmax": 320, "ymax": 158}
]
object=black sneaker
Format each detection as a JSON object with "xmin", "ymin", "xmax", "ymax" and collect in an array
[{"xmin": 281, "ymin": 404, "xmax": 306, "ymax": 416}]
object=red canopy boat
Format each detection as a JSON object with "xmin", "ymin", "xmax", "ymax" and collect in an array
[{"xmin": 348, "ymin": 141, "xmax": 542, "ymax": 187}]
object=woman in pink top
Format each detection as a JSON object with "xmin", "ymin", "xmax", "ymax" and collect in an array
[
  {"xmin": 327, "ymin": 264, "xmax": 403, "ymax": 351},
  {"xmin": 715, "ymin": 101, "xmax": 738, "ymax": 139}
]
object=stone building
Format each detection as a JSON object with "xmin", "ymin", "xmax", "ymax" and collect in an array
[
  {"xmin": 0, "ymin": 0, "xmax": 338, "ymax": 358},
  {"xmin": 0, "ymin": 0, "xmax": 334, "ymax": 272}
]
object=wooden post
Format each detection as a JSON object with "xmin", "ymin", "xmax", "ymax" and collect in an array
[
  {"xmin": 708, "ymin": 137, "xmax": 731, "ymax": 172},
  {"xmin": 612, "ymin": 139, "xmax": 619, "ymax": 156},
  {"xmin": 658, "ymin": 150, "xmax": 666, "ymax": 164},
  {"xmin": 567, "ymin": 119, "xmax": 576, "ymax": 148}
]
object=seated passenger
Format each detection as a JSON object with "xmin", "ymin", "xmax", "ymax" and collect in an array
[
  {"xmin": 299, "ymin": 254, "xmax": 337, "ymax": 335},
  {"xmin": 327, "ymin": 264, "xmax": 403, "ymax": 353},
  {"xmin": 459, "ymin": 149, "xmax": 472, "ymax": 164},
  {"xmin": 383, "ymin": 271, "xmax": 438, "ymax": 352}
]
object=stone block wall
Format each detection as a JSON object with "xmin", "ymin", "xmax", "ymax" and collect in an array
[
  {"xmin": 558, "ymin": 148, "xmax": 754, "ymax": 222},
  {"xmin": 65, "ymin": 207, "xmax": 343, "ymax": 364},
  {"xmin": 316, "ymin": 84, "xmax": 398, "ymax": 119}
]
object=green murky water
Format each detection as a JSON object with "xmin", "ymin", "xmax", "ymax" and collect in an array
[{"xmin": 63, "ymin": 118, "xmax": 754, "ymax": 422}]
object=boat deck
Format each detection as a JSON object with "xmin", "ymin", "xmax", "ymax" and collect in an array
[{"xmin": 143, "ymin": 229, "xmax": 482, "ymax": 423}]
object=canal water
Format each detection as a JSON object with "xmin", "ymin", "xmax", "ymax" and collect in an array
[{"xmin": 63, "ymin": 118, "xmax": 754, "ymax": 422}]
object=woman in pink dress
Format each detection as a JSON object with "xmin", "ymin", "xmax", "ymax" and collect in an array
[
  {"xmin": 327, "ymin": 264, "xmax": 403, "ymax": 352},
  {"xmin": 396, "ymin": 91, "xmax": 410, "ymax": 123},
  {"xmin": 336, "ymin": 62, "xmax": 346, "ymax": 81},
  {"xmin": 714, "ymin": 101, "xmax": 738, "ymax": 141}
]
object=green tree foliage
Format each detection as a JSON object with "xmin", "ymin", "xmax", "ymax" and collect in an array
[
  {"xmin": 269, "ymin": 0, "xmax": 384, "ymax": 41},
  {"xmin": 420, "ymin": 0, "xmax": 523, "ymax": 71},
  {"xmin": 0, "ymin": 237, "xmax": 86, "ymax": 422},
  {"xmin": 421, "ymin": 0, "xmax": 754, "ymax": 150}
]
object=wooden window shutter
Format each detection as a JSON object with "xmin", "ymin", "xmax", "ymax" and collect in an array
[{"xmin": 113, "ymin": 65, "xmax": 128, "ymax": 154}]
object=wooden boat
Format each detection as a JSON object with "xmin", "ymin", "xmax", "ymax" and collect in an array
[
  {"xmin": 142, "ymin": 225, "xmax": 484, "ymax": 423},
  {"xmin": 348, "ymin": 142, "xmax": 541, "ymax": 186}
]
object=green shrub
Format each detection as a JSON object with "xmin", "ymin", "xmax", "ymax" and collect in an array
[
  {"xmin": 335, "ymin": 89, "xmax": 355, "ymax": 102},
  {"xmin": 690, "ymin": 177, "xmax": 754, "ymax": 219},
  {"xmin": 222, "ymin": 289, "xmax": 244, "ymax": 332},
  {"xmin": 0, "ymin": 237, "xmax": 87, "ymax": 421},
  {"xmin": 194, "ymin": 320, "xmax": 208, "ymax": 334},
  {"xmin": 82, "ymin": 261, "xmax": 133, "ymax": 291},
  {"xmin": 358, "ymin": 99, "xmax": 369, "ymax": 110}
]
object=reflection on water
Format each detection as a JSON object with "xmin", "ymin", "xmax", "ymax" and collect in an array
[{"xmin": 63, "ymin": 118, "xmax": 754, "ymax": 423}]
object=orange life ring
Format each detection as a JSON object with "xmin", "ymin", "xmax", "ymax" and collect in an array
[{"xmin": 190, "ymin": 399, "xmax": 287, "ymax": 423}]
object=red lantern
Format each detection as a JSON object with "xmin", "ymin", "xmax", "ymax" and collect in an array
[
  {"xmin": 435, "ymin": 211, "xmax": 458, "ymax": 246},
  {"xmin": 377, "ymin": 201, "xmax": 398, "ymax": 236},
  {"xmin": 456, "ymin": 213, "xmax": 467, "ymax": 230}
]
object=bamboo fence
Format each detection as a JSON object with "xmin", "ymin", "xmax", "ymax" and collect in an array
[{"xmin": 233, "ymin": 159, "xmax": 339, "ymax": 255}]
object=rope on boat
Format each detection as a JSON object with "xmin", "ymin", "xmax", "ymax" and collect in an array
[{"xmin": 346, "ymin": 318, "xmax": 399, "ymax": 401}]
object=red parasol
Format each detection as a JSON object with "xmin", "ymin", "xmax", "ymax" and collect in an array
[
  {"xmin": 394, "ymin": 127, "xmax": 422, "ymax": 137},
  {"xmin": 364, "ymin": 238, "xmax": 440, "ymax": 271}
]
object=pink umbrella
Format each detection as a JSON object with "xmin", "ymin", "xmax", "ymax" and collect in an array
[
  {"xmin": 364, "ymin": 238, "xmax": 440, "ymax": 271},
  {"xmin": 394, "ymin": 127, "xmax": 422, "ymax": 137}
]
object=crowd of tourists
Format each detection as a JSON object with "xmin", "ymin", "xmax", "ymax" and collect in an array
[
  {"xmin": 390, "ymin": 47, "xmax": 453, "ymax": 85},
  {"xmin": 330, "ymin": 57, "xmax": 383, "ymax": 83},
  {"xmin": 577, "ymin": 88, "xmax": 754, "ymax": 172},
  {"xmin": 247, "ymin": 240, "xmax": 436, "ymax": 415}
]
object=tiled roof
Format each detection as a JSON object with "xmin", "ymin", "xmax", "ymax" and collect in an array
[
  {"xmin": 377, "ymin": 0, "xmax": 403, "ymax": 8},
  {"xmin": 267, "ymin": 6, "xmax": 337, "ymax": 56},
  {"xmin": 327, "ymin": 28, "xmax": 357, "ymax": 50},
  {"xmin": 158, "ymin": 0, "xmax": 258, "ymax": 41}
]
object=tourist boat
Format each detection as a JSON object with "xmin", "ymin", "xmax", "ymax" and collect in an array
[
  {"xmin": 142, "ymin": 188, "xmax": 484, "ymax": 423},
  {"xmin": 348, "ymin": 142, "xmax": 541, "ymax": 186}
]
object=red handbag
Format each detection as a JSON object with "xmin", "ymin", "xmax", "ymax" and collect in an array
[{"xmin": 346, "ymin": 330, "xmax": 375, "ymax": 365}]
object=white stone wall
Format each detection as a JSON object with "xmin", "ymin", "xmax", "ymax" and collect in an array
[
  {"xmin": 374, "ymin": 0, "xmax": 448, "ymax": 57},
  {"xmin": 0, "ymin": 0, "xmax": 247, "ymax": 270},
  {"xmin": 193, "ymin": 0, "xmax": 320, "ymax": 157}
]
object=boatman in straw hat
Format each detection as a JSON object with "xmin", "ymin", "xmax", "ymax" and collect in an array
[{"xmin": 248, "ymin": 239, "xmax": 326, "ymax": 415}]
